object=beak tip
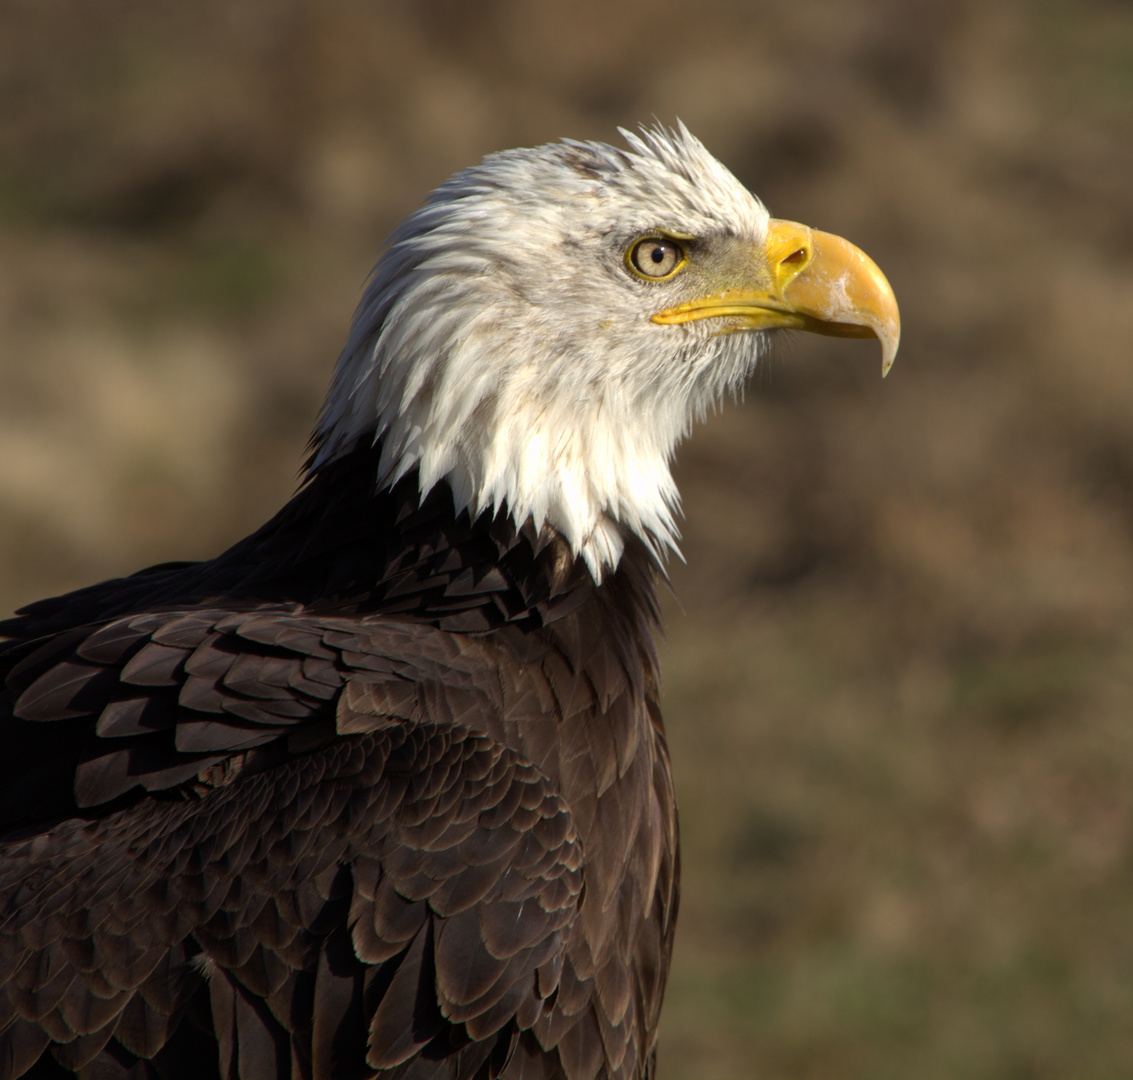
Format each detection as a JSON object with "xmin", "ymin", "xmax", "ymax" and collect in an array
[
  {"xmin": 880, "ymin": 341, "xmax": 898, "ymax": 378},
  {"xmin": 878, "ymin": 321, "xmax": 900, "ymax": 378}
]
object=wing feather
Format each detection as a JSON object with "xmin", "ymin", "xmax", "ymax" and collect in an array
[
  {"xmin": 1, "ymin": 720, "xmax": 583, "ymax": 1078},
  {"xmin": 0, "ymin": 513, "xmax": 673, "ymax": 1079}
]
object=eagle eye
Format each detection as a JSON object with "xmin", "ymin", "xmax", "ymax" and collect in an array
[{"xmin": 627, "ymin": 237, "xmax": 686, "ymax": 281}]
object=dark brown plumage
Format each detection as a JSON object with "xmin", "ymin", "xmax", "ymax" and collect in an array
[{"xmin": 0, "ymin": 447, "xmax": 678, "ymax": 1080}]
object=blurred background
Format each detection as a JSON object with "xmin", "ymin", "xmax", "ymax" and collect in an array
[{"xmin": 2, "ymin": 0, "xmax": 1133, "ymax": 1076}]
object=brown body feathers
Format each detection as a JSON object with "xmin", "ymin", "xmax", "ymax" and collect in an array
[{"xmin": 0, "ymin": 446, "xmax": 679, "ymax": 1080}]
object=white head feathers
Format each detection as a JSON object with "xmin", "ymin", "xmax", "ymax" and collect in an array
[{"xmin": 312, "ymin": 124, "xmax": 771, "ymax": 580}]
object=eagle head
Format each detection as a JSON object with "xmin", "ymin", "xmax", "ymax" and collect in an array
[{"xmin": 312, "ymin": 124, "xmax": 899, "ymax": 579}]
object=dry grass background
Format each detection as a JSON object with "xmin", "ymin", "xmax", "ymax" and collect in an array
[{"xmin": 2, "ymin": 1, "xmax": 1133, "ymax": 1076}]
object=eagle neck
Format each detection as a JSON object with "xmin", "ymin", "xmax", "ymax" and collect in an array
[
  {"xmin": 0, "ymin": 442, "xmax": 666, "ymax": 692},
  {"xmin": 225, "ymin": 441, "xmax": 667, "ymax": 641}
]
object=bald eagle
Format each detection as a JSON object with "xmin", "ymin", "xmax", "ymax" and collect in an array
[{"xmin": 0, "ymin": 126, "xmax": 898, "ymax": 1080}]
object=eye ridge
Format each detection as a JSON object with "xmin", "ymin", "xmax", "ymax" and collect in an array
[{"xmin": 627, "ymin": 236, "xmax": 687, "ymax": 281}]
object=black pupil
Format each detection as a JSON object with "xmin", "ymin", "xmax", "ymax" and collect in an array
[{"xmin": 650, "ymin": 245, "xmax": 665, "ymax": 263}]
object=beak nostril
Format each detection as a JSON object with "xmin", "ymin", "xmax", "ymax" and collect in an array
[{"xmin": 781, "ymin": 247, "xmax": 808, "ymax": 268}]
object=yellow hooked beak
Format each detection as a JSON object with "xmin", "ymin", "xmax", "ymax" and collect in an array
[{"xmin": 651, "ymin": 219, "xmax": 901, "ymax": 376}]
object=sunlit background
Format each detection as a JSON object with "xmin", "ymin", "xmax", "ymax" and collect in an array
[{"xmin": 3, "ymin": 2, "xmax": 1133, "ymax": 1076}]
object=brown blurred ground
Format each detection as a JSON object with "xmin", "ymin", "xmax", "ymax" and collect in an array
[{"xmin": 2, "ymin": 1, "xmax": 1133, "ymax": 1076}]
